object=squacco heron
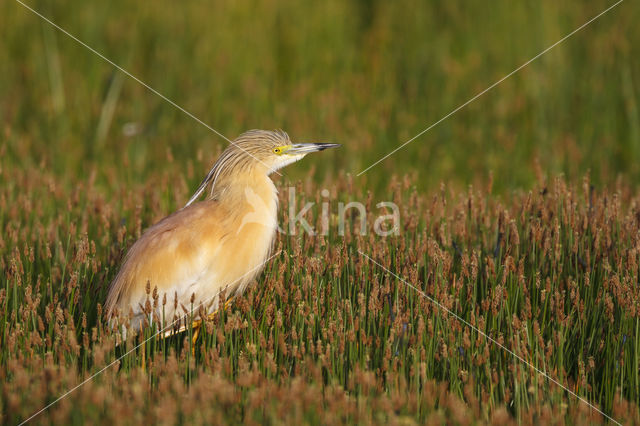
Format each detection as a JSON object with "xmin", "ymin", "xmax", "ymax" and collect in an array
[{"xmin": 105, "ymin": 129, "xmax": 339, "ymax": 334}]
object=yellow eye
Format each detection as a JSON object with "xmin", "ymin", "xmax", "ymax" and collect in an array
[{"xmin": 273, "ymin": 147, "xmax": 282, "ymax": 154}]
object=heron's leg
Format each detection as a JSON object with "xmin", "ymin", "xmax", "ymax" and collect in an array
[
  {"xmin": 191, "ymin": 321, "xmax": 201, "ymax": 344},
  {"xmin": 204, "ymin": 298, "xmax": 235, "ymax": 321},
  {"xmin": 190, "ymin": 298, "xmax": 234, "ymax": 328},
  {"xmin": 190, "ymin": 322, "xmax": 201, "ymax": 356},
  {"xmin": 189, "ymin": 298, "xmax": 234, "ymax": 354}
]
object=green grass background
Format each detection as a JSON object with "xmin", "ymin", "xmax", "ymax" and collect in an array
[
  {"xmin": 2, "ymin": 1, "xmax": 640, "ymax": 424},
  {"xmin": 2, "ymin": 0, "xmax": 639, "ymax": 194}
]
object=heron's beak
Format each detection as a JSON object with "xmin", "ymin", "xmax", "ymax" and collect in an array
[{"xmin": 285, "ymin": 143, "xmax": 341, "ymax": 155}]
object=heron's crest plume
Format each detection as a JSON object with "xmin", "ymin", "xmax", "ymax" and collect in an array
[{"xmin": 184, "ymin": 130, "xmax": 291, "ymax": 207}]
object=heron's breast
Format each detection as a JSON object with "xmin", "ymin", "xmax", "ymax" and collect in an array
[{"xmin": 212, "ymin": 186, "xmax": 278, "ymax": 292}]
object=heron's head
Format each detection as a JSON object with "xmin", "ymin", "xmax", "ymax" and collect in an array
[
  {"xmin": 230, "ymin": 129, "xmax": 340, "ymax": 174},
  {"xmin": 184, "ymin": 129, "xmax": 339, "ymax": 206}
]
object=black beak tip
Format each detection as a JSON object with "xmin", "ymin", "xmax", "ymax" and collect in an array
[{"xmin": 317, "ymin": 143, "xmax": 341, "ymax": 151}]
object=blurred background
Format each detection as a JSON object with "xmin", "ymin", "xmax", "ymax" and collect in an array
[{"xmin": 1, "ymin": 0, "xmax": 638, "ymax": 194}]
